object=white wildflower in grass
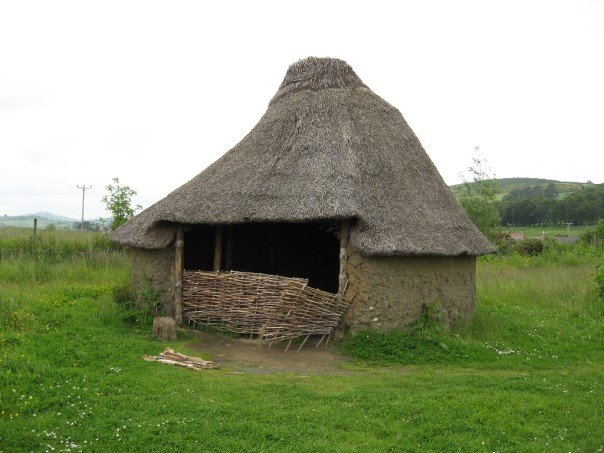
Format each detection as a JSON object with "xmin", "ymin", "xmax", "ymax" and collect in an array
[{"xmin": 484, "ymin": 342, "xmax": 517, "ymax": 356}]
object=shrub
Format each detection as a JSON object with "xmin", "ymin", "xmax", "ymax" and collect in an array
[
  {"xmin": 411, "ymin": 299, "xmax": 445, "ymax": 337},
  {"xmin": 102, "ymin": 177, "xmax": 142, "ymax": 229},
  {"xmin": 542, "ymin": 236, "xmax": 564, "ymax": 253},
  {"xmin": 457, "ymin": 155, "xmax": 501, "ymax": 240},
  {"xmin": 580, "ymin": 219, "xmax": 604, "ymax": 247},
  {"xmin": 490, "ymin": 231, "xmax": 515, "ymax": 254},
  {"xmin": 113, "ymin": 277, "xmax": 162, "ymax": 325},
  {"xmin": 514, "ymin": 237, "xmax": 544, "ymax": 256}
]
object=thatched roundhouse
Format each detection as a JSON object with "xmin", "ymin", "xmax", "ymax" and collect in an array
[{"xmin": 111, "ymin": 57, "xmax": 495, "ymax": 332}]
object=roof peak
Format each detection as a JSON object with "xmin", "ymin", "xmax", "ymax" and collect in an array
[{"xmin": 271, "ymin": 57, "xmax": 365, "ymax": 102}]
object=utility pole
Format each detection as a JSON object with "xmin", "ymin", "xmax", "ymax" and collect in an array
[{"xmin": 77, "ymin": 185, "xmax": 92, "ymax": 231}]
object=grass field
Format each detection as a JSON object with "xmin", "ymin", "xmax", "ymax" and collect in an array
[
  {"xmin": 503, "ymin": 225, "xmax": 591, "ymax": 237},
  {"xmin": 0, "ymin": 229, "xmax": 602, "ymax": 451}
]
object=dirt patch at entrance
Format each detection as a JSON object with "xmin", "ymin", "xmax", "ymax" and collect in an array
[{"xmin": 189, "ymin": 332, "xmax": 352, "ymax": 375}]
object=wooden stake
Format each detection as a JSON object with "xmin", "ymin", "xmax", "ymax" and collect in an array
[
  {"xmin": 297, "ymin": 334, "xmax": 311, "ymax": 351},
  {"xmin": 315, "ymin": 334, "xmax": 326, "ymax": 348},
  {"xmin": 338, "ymin": 222, "xmax": 350, "ymax": 296},
  {"xmin": 213, "ymin": 225, "xmax": 223, "ymax": 271},
  {"xmin": 174, "ymin": 225, "xmax": 184, "ymax": 324}
]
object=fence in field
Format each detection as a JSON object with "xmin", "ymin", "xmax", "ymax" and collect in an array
[{"xmin": 182, "ymin": 270, "xmax": 350, "ymax": 348}]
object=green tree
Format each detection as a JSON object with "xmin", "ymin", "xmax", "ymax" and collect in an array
[
  {"xmin": 102, "ymin": 177, "xmax": 142, "ymax": 229},
  {"xmin": 458, "ymin": 153, "xmax": 500, "ymax": 240}
]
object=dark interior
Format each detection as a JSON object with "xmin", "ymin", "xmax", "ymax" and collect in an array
[
  {"xmin": 183, "ymin": 224, "xmax": 214, "ymax": 271},
  {"xmin": 184, "ymin": 222, "xmax": 340, "ymax": 293}
]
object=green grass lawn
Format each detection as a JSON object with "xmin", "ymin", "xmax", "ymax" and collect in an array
[{"xmin": 0, "ymin": 233, "xmax": 602, "ymax": 451}]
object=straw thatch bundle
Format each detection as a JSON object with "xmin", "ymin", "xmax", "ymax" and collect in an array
[{"xmin": 111, "ymin": 57, "xmax": 494, "ymax": 257}]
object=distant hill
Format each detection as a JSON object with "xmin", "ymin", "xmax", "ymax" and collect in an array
[
  {"xmin": 450, "ymin": 178, "xmax": 603, "ymax": 226},
  {"xmin": 449, "ymin": 178, "xmax": 594, "ymax": 200},
  {"xmin": 23, "ymin": 212, "xmax": 77, "ymax": 222},
  {"xmin": 0, "ymin": 213, "xmax": 77, "ymax": 229},
  {"xmin": 0, "ymin": 213, "xmax": 111, "ymax": 230}
]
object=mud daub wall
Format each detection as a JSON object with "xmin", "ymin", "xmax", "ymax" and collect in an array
[
  {"xmin": 343, "ymin": 250, "xmax": 476, "ymax": 331},
  {"xmin": 126, "ymin": 244, "xmax": 476, "ymax": 330},
  {"xmin": 127, "ymin": 247, "xmax": 175, "ymax": 313}
]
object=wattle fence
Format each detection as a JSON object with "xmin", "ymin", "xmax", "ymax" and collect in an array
[{"xmin": 182, "ymin": 270, "xmax": 350, "ymax": 347}]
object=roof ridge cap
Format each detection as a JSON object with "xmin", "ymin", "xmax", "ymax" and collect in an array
[{"xmin": 270, "ymin": 57, "xmax": 366, "ymax": 104}]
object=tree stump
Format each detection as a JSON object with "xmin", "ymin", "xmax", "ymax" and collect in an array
[{"xmin": 153, "ymin": 317, "xmax": 177, "ymax": 340}]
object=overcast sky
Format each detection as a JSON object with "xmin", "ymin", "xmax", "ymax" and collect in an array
[{"xmin": 1, "ymin": 0, "xmax": 603, "ymax": 220}]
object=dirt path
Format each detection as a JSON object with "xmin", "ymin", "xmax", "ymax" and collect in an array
[{"xmin": 189, "ymin": 332, "xmax": 352, "ymax": 375}]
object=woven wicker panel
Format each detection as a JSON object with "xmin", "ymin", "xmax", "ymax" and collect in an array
[{"xmin": 182, "ymin": 270, "xmax": 350, "ymax": 343}]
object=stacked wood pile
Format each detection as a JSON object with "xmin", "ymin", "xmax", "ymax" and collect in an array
[
  {"xmin": 143, "ymin": 348, "xmax": 220, "ymax": 370},
  {"xmin": 182, "ymin": 270, "xmax": 350, "ymax": 346}
]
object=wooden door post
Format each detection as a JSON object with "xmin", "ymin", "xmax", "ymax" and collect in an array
[
  {"xmin": 213, "ymin": 225, "xmax": 223, "ymax": 272},
  {"xmin": 174, "ymin": 225, "xmax": 184, "ymax": 324},
  {"xmin": 338, "ymin": 222, "xmax": 350, "ymax": 296}
]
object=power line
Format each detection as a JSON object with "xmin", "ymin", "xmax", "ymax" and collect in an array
[
  {"xmin": 0, "ymin": 170, "xmax": 78, "ymax": 188},
  {"xmin": 76, "ymin": 185, "xmax": 92, "ymax": 230}
]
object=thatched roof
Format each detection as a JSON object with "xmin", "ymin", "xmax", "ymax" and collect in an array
[{"xmin": 111, "ymin": 57, "xmax": 495, "ymax": 256}]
